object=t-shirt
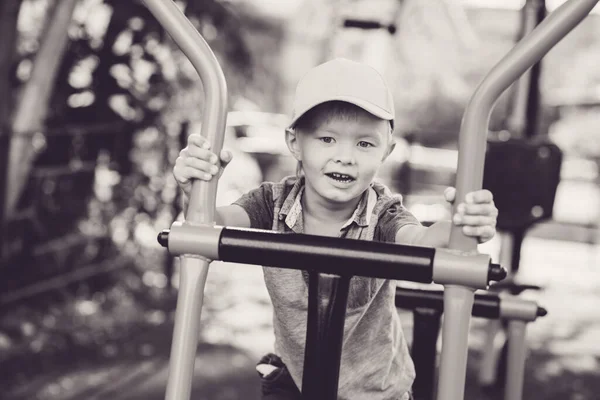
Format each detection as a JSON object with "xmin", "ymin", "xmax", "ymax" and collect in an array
[{"xmin": 233, "ymin": 175, "xmax": 421, "ymax": 400}]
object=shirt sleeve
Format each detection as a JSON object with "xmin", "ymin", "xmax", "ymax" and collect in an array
[
  {"xmin": 375, "ymin": 200, "xmax": 421, "ymax": 243},
  {"xmin": 232, "ymin": 182, "xmax": 274, "ymax": 230}
]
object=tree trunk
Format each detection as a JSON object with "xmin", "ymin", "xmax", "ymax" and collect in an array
[
  {"xmin": 0, "ymin": 0, "xmax": 22, "ymax": 129},
  {"xmin": 5, "ymin": 0, "xmax": 79, "ymax": 217},
  {"xmin": 0, "ymin": 0, "xmax": 24, "ymax": 260}
]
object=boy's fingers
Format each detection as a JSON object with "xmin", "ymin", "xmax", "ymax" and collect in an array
[
  {"xmin": 181, "ymin": 166, "xmax": 214, "ymax": 181},
  {"xmin": 187, "ymin": 133, "xmax": 210, "ymax": 148},
  {"xmin": 184, "ymin": 146, "xmax": 218, "ymax": 163},
  {"xmin": 444, "ymin": 187, "xmax": 456, "ymax": 203},
  {"xmin": 456, "ymin": 203, "xmax": 498, "ymax": 216},
  {"xmin": 465, "ymin": 190, "xmax": 494, "ymax": 204},
  {"xmin": 184, "ymin": 157, "xmax": 219, "ymax": 175},
  {"xmin": 453, "ymin": 214, "xmax": 497, "ymax": 227},
  {"xmin": 220, "ymin": 149, "xmax": 233, "ymax": 165},
  {"xmin": 461, "ymin": 225, "xmax": 496, "ymax": 242}
]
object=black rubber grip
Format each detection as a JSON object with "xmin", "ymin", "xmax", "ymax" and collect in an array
[{"xmin": 219, "ymin": 227, "xmax": 434, "ymax": 282}]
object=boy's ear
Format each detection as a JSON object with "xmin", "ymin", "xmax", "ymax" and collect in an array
[
  {"xmin": 285, "ymin": 128, "xmax": 302, "ymax": 161},
  {"xmin": 382, "ymin": 140, "xmax": 396, "ymax": 161}
]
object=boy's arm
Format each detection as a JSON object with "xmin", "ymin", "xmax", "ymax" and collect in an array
[
  {"xmin": 215, "ymin": 205, "xmax": 252, "ymax": 227},
  {"xmin": 394, "ymin": 188, "xmax": 497, "ymax": 248},
  {"xmin": 181, "ymin": 194, "xmax": 252, "ymax": 228},
  {"xmin": 395, "ymin": 221, "xmax": 452, "ymax": 248}
]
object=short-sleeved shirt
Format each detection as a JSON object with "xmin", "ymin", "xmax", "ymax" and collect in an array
[{"xmin": 233, "ymin": 175, "xmax": 421, "ymax": 400}]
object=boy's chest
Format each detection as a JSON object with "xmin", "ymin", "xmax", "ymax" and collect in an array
[{"xmin": 303, "ymin": 215, "xmax": 346, "ymax": 238}]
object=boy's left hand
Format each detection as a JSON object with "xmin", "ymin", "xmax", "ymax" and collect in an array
[{"xmin": 444, "ymin": 187, "xmax": 498, "ymax": 243}]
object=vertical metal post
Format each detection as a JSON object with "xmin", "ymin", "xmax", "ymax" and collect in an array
[
  {"xmin": 477, "ymin": 319, "xmax": 505, "ymax": 387},
  {"xmin": 504, "ymin": 320, "xmax": 528, "ymax": 400},
  {"xmin": 164, "ymin": 121, "xmax": 190, "ymax": 292},
  {"xmin": 522, "ymin": 0, "xmax": 547, "ymax": 139},
  {"xmin": 438, "ymin": 1, "xmax": 599, "ymax": 399},
  {"xmin": 141, "ymin": 1, "xmax": 227, "ymax": 400},
  {"xmin": 411, "ymin": 308, "xmax": 442, "ymax": 400},
  {"xmin": 302, "ymin": 273, "xmax": 351, "ymax": 400},
  {"xmin": 302, "ymin": 272, "xmax": 324, "ymax": 397},
  {"xmin": 507, "ymin": 0, "xmax": 547, "ymax": 138},
  {"xmin": 436, "ymin": 285, "xmax": 474, "ymax": 400},
  {"xmin": 322, "ymin": 275, "xmax": 351, "ymax": 399},
  {"xmin": 0, "ymin": 128, "xmax": 9, "ymax": 261}
]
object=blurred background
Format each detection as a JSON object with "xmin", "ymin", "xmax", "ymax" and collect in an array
[{"xmin": 0, "ymin": 0, "xmax": 599, "ymax": 399}]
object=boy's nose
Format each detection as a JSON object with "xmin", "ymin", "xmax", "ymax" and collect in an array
[{"xmin": 334, "ymin": 149, "xmax": 355, "ymax": 164}]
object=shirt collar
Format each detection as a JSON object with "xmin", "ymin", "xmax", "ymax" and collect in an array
[{"xmin": 279, "ymin": 177, "xmax": 377, "ymax": 231}]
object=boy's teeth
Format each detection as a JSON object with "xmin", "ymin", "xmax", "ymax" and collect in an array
[{"xmin": 328, "ymin": 172, "xmax": 353, "ymax": 181}]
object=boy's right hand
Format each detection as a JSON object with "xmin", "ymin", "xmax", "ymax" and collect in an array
[{"xmin": 173, "ymin": 133, "xmax": 233, "ymax": 198}]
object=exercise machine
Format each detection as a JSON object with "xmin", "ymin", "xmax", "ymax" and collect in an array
[
  {"xmin": 395, "ymin": 285, "xmax": 547, "ymax": 400},
  {"xmin": 143, "ymin": 0, "xmax": 599, "ymax": 399}
]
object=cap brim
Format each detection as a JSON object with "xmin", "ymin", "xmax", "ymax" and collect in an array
[{"xmin": 288, "ymin": 95, "xmax": 394, "ymax": 129}]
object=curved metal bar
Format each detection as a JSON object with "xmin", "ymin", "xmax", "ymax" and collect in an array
[
  {"xmin": 142, "ymin": 0, "xmax": 227, "ymax": 225},
  {"xmin": 439, "ymin": 2, "xmax": 599, "ymax": 400},
  {"xmin": 449, "ymin": 0, "xmax": 599, "ymax": 250},
  {"xmin": 141, "ymin": 2, "xmax": 227, "ymax": 400}
]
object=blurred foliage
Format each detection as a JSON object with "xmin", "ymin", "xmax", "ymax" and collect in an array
[
  {"xmin": 1, "ymin": 0, "xmax": 285, "ymax": 280},
  {"xmin": 10, "ymin": 0, "xmax": 282, "ymax": 125}
]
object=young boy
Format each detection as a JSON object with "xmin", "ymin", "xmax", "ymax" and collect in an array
[{"xmin": 173, "ymin": 58, "xmax": 497, "ymax": 400}]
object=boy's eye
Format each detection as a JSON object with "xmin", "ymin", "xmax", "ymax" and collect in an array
[
  {"xmin": 319, "ymin": 137, "xmax": 334, "ymax": 144},
  {"xmin": 358, "ymin": 141, "xmax": 374, "ymax": 148}
]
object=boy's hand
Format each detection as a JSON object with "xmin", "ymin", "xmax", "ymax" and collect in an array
[
  {"xmin": 444, "ymin": 187, "xmax": 497, "ymax": 243},
  {"xmin": 173, "ymin": 133, "xmax": 233, "ymax": 198}
]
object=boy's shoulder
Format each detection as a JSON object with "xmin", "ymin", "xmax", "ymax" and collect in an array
[
  {"xmin": 254, "ymin": 175, "xmax": 300, "ymax": 203},
  {"xmin": 369, "ymin": 180, "xmax": 410, "ymax": 219},
  {"xmin": 371, "ymin": 180, "xmax": 404, "ymax": 204}
]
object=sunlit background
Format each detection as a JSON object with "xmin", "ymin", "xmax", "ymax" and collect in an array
[{"xmin": 0, "ymin": 0, "xmax": 599, "ymax": 399}]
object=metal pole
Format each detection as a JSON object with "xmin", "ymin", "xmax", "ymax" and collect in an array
[
  {"xmin": 439, "ymin": 1, "xmax": 599, "ymax": 399},
  {"xmin": 477, "ymin": 318, "xmax": 505, "ymax": 387},
  {"xmin": 507, "ymin": 0, "xmax": 547, "ymax": 138},
  {"xmin": 141, "ymin": 1, "xmax": 227, "ymax": 400},
  {"xmin": 395, "ymin": 287, "xmax": 545, "ymax": 400},
  {"xmin": 504, "ymin": 320, "xmax": 528, "ymax": 400},
  {"xmin": 302, "ymin": 273, "xmax": 351, "ymax": 400},
  {"xmin": 411, "ymin": 308, "xmax": 442, "ymax": 400},
  {"xmin": 499, "ymin": 295, "xmax": 546, "ymax": 400},
  {"xmin": 302, "ymin": 271, "xmax": 324, "ymax": 397}
]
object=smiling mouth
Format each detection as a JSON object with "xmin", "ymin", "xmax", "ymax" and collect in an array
[{"xmin": 325, "ymin": 172, "xmax": 355, "ymax": 183}]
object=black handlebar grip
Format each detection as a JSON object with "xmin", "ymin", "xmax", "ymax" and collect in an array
[
  {"xmin": 488, "ymin": 263, "xmax": 507, "ymax": 282},
  {"xmin": 157, "ymin": 229, "xmax": 170, "ymax": 247}
]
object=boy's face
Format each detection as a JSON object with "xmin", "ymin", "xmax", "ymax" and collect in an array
[{"xmin": 287, "ymin": 110, "xmax": 393, "ymax": 206}]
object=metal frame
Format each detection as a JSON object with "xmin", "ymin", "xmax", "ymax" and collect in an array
[
  {"xmin": 141, "ymin": 1, "xmax": 600, "ymax": 399},
  {"xmin": 395, "ymin": 286, "xmax": 547, "ymax": 400}
]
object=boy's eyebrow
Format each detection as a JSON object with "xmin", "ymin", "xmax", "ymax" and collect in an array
[{"xmin": 358, "ymin": 130, "xmax": 386, "ymax": 141}]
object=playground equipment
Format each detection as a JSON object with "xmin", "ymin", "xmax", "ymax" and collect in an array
[
  {"xmin": 395, "ymin": 285, "xmax": 547, "ymax": 400},
  {"xmin": 478, "ymin": 0, "xmax": 562, "ymax": 391},
  {"xmin": 143, "ymin": 0, "xmax": 600, "ymax": 399}
]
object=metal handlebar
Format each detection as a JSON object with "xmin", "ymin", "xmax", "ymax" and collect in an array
[{"xmin": 162, "ymin": 222, "xmax": 505, "ymax": 286}]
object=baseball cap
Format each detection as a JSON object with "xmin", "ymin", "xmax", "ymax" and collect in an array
[{"xmin": 288, "ymin": 58, "xmax": 395, "ymax": 130}]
